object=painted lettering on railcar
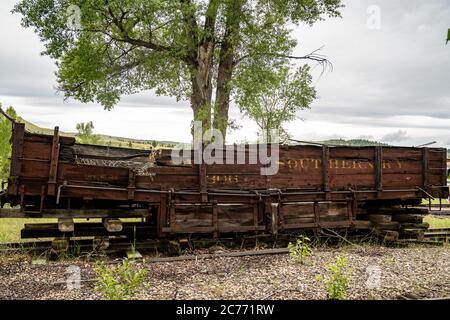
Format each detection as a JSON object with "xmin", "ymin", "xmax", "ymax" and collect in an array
[{"xmin": 278, "ymin": 159, "xmax": 404, "ymax": 170}]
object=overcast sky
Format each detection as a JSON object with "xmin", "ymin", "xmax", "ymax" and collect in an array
[{"xmin": 1, "ymin": 0, "xmax": 449, "ymax": 145}]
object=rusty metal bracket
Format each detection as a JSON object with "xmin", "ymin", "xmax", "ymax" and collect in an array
[
  {"xmin": 416, "ymin": 186, "xmax": 435, "ymax": 200},
  {"xmin": 276, "ymin": 189, "xmax": 283, "ymax": 203},
  {"xmin": 56, "ymin": 181, "xmax": 68, "ymax": 205}
]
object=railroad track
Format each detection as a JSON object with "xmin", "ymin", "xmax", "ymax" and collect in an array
[
  {"xmin": 0, "ymin": 238, "xmax": 169, "ymax": 254},
  {"xmin": 1, "ymin": 228, "xmax": 448, "ymax": 258},
  {"xmin": 423, "ymin": 228, "xmax": 450, "ymax": 241},
  {"xmin": 0, "ymin": 237, "xmax": 294, "ymax": 264},
  {"xmin": 0, "ymin": 232, "xmax": 300, "ymax": 256},
  {"xmin": 413, "ymin": 205, "xmax": 450, "ymax": 216}
]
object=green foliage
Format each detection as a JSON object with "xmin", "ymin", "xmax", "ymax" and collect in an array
[
  {"xmin": 75, "ymin": 121, "xmax": 102, "ymax": 144},
  {"xmin": 447, "ymin": 28, "xmax": 450, "ymax": 44},
  {"xmin": 94, "ymin": 259, "xmax": 147, "ymax": 300},
  {"xmin": 0, "ymin": 105, "xmax": 17, "ymax": 183},
  {"xmin": 14, "ymin": 0, "xmax": 343, "ymax": 135},
  {"xmin": 288, "ymin": 235, "xmax": 312, "ymax": 264},
  {"xmin": 316, "ymin": 256, "xmax": 352, "ymax": 300},
  {"xmin": 237, "ymin": 65, "xmax": 316, "ymax": 142}
]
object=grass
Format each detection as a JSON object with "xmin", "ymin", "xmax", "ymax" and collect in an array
[
  {"xmin": 424, "ymin": 216, "xmax": 450, "ymax": 229},
  {"xmin": 0, "ymin": 218, "xmax": 57, "ymax": 243},
  {"xmin": 421, "ymin": 198, "xmax": 450, "ymax": 205},
  {"xmin": 0, "ymin": 217, "xmax": 143, "ymax": 243}
]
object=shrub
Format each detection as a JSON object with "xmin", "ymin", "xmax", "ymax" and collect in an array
[
  {"xmin": 317, "ymin": 256, "xmax": 352, "ymax": 300},
  {"xmin": 94, "ymin": 259, "xmax": 147, "ymax": 300}
]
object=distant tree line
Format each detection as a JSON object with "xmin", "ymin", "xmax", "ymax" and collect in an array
[{"xmin": 322, "ymin": 139, "xmax": 389, "ymax": 147}]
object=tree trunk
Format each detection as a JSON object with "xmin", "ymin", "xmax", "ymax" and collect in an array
[
  {"xmin": 181, "ymin": 0, "xmax": 215, "ymax": 137},
  {"xmin": 190, "ymin": 40, "xmax": 216, "ymax": 135},
  {"xmin": 214, "ymin": 49, "xmax": 233, "ymax": 141},
  {"xmin": 186, "ymin": 0, "xmax": 219, "ymax": 137},
  {"xmin": 213, "ymin": 0, "xmax": 242, "ymax": 142}
]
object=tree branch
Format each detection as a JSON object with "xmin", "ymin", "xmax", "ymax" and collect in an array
[
  {"xmin": 104, "ymin": 1, "xmax": 173, "ymax": 53},
  {"xmin": 235, "ymin": 46, "xmax": 333, "ymax": 72}
]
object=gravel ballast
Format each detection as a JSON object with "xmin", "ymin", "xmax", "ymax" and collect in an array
[{"xmin": 0, "ymin": 245, "xmax": 448, "ymax": 300}]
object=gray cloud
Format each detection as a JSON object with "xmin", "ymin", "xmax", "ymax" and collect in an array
[
  {"xmin": 296, "ymin": 0, "xmax": 450, "ymax": 132},
  {"xmin": 382, "ymin": 130, "xmax": 409, "ymax": 142}
]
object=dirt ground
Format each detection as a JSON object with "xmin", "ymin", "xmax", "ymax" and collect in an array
[{"xmin": 0, "ymin": 244, "xmax": 448, "ymax": 300}]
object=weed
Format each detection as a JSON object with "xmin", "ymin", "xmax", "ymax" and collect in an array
[
  {"xmin": 94, "ymin": 259, "xmax": 147, "ymax": 300},
  {"xmin": 288, "ymin": 235, "xmax": 312, "ymax": 264},
  {"xmin": 317, "ymin": 256, "xmax": 352, "ymax": 300}
]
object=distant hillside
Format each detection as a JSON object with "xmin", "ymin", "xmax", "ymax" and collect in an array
[{"xmin": 18, "ymin": 118, "xmax": 179, "ymax": 150}]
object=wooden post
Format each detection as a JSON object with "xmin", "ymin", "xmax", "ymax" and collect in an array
[
  {"xmin": 39, "ymin": 185, "xmax": 46, "ymax": 212},
  {"xmin": 375, "ymin": 146, "xmax": 383, "ymax": 193},
  {"xmin": 48, "ymin": 127, "xmax": 60, "ymax": 196},
  {"xmin": 252, "ymin": 202, "xmax": 259, "ymax": 232},
  {"xmin": 212, "ymin": 201, "xmax": 218, "ymax": 239},
  {"xmin": 348, "ymin": 199, "xmax": 356, "ymax": 223},
  {"xmin": 322, "ymin": 146, "xmax": 330, "ymax": 200},
  {"xmin": 169, "ymin": 201, "xmax": 176, "ymax": 234},
  {"xmin": 9, "ymin": 123, "xmax": 25, "ymax": 195},
  {"xmin": 442, "ymin": 151, "xmax": 448, "ymax": 187},
  {"xmin": 157, "ymin": 195, "xmax": 168, "ymax": 237},
  {"xmin": 313, "ymin": 201, "xmax": 320, "ymax": 228},
  {"xmin": 270, "ymin": 203, "xmax": 279, "ymax": 235},
  {"xmin": 199, "ymin": 164, "xmax": 208, "ymax": 202},
  {"xmin": 422, "ymin": 148, "xmax": 429, "ymax": 188}
]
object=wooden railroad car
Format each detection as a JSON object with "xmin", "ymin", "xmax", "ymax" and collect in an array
[{"xmin": 0, "ymin": 118, "xmax": 448, "ymax": 239}]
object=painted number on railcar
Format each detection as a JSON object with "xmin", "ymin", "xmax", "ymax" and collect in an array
[{"xmin": 208, "ymin": 175, "xmax": 239, "ymax": 184}]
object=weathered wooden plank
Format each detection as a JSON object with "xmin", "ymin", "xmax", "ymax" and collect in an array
[
  {"xmin": 10, "ymin": 123, "xmax": 25, "ymax": 177},
  {"xmin": 0, "ymin": 208, "xmax": 150, "ymax": 218},
  {"xmin": 22, "ymin": 141, "xmax": 52, "ymax": 160},
  {"xmin": 322, "ymin": 146, "xmax": 330, "ymax": 199},
  {"xmin": 162, "ymin": 225, "xmax": 266, "ymax": 233},
  {"xmin": 375, "ymin": 146, "xmax": 383, "ymax": 191},
  {"xmin": 48, "ymin": 127, "xmax": 60, "ymax": 195},
  {"xmin": 422, "ymin": 148, "xmax": 429, "ymax": 188}
]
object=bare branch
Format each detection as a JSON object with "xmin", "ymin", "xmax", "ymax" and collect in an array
[{"xmin": 234, "ymin": 46, "xmax": 333, "ymax": 74}]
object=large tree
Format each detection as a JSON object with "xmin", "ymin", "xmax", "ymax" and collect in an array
[{"xmin": 15, "ymin": 0, "xmax": 342, "ymax": 141}]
